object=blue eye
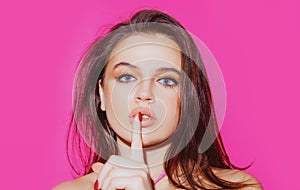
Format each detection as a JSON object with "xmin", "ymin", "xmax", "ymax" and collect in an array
[
  {"xmin": 116, "ymin": 74, "xmax": 136, "ymax": 83},
  {"xmin": 157, "ymin": 77, "xmax": 178, "ymax": 88}
]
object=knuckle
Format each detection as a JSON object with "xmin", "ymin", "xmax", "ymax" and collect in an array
[
  {"xmin": 110, "ymin": 177, "xmax": 118, "ymax": 186},
  {"xmin": 108, "ymin": 155, "xmax": 117, "ymax": 162},
  {"xmin": 106, "ymin": 168, "xmax": 113, "ymax": 177},
  {"xmin": 136, "ymin": 175, "xmax": 145, "ymax": 185},
  {"xmin": 140, "ymin": 170, "xmax": 148, "ymax": 179},
  {"xmin": 108, "ymin": 155, "xmax": 122, "ymax": 167},
  {"xmin": 111, "ymin": 168, "xmax": 121, "ymax": 177}
]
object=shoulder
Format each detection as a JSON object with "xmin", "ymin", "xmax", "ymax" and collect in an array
[
  {"xmin": 212, "ymin": 168, "xmax": 263, "ymax": 190},
  {"xmin": 52, "ymin": 172, "xmax": 97, "ymax": 190}
]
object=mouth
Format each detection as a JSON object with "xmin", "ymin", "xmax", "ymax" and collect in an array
[
  {"xmin": 141, "ymin": 114, "xmax": 151, "ymax": 120},
  {"xmin": 129, "ymin": 107, "xmax": 156, "ymax": 127}
]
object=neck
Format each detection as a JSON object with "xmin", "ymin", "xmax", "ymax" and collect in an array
[{"xmin": 117, "ymin": 137, "xmax": 171, "ymax": 181}]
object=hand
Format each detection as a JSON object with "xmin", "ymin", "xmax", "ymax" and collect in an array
[{"xmin": 95, "ymin": 115, "xmax": 154, "ymax": 190}]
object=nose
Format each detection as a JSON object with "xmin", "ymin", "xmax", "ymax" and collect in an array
[{"xmin": 134, "ymin": 79, "xmax": 155, "ymax": 104}]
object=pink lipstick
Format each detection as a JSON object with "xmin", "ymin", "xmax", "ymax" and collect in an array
[{"xmin": 129, "ymin": 108, "xmax": 156, "ymax": 127}]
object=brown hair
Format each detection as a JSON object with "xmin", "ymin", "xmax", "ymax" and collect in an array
[{"xmin": 68, "ymin": 9, "xmax": 252, "ymax": 189}]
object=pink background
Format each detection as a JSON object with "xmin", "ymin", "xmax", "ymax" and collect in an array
[{"xmin": 0, "ymin": 0, "xmax": 299, "ymax": 189}]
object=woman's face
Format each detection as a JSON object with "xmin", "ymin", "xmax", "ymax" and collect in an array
[{"xmin": 99, "ymin": 33, "xmax": 181, "ymax": 146}]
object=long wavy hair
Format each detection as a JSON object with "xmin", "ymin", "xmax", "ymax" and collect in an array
[{"xmin": 68, "ymin": 9, "xmax": 252, "ymax": 189}]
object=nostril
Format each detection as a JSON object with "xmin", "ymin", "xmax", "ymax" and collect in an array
[{"xmin": 136, "ymin": 96, "xmax": 155, "ymax": 103}]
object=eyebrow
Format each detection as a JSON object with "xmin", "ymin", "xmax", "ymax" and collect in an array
[
  {"xmin": 113, "ymin": 62, "xmax": 181, "ymax": 76},
  {"xmin": 156, "ymin": 67, "xmax": 181, "ymax": 76},
  {"xmin": 113, "ymin": 62, "xmax": 138, "ymax": 70}
]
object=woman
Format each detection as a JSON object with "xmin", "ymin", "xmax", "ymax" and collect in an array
[{"xmin": 54, "ymin": 9, "xmax": 262, "ymax": 189}]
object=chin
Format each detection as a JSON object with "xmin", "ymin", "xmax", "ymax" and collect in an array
[
  {"xmin": 141, "ymin": 136, "xmax": 170, "ymax": 148},
  {"xmin": 116, "ymin": 130, "xmax": 171, "ymax": 148}
]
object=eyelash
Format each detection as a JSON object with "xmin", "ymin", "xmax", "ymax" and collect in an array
[
  {"xmin": 116, "ymin": 73, "xmax": 137, "ymax": 83},
  {"xmin": 156, "ymin": 77, "xmax": 178, "ymax": 88},
  {"xmin": 115, "ymin": 73, "xmax": 178, "ymax": 88}
]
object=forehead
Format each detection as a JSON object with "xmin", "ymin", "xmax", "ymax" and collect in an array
[{"xmin": 108, "ymin": 33, "xmax": 181, "ymax": 69}]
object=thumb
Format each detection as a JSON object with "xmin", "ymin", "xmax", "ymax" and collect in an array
[{"xmin": 91, "ymin": 162, "xmax": 104, "ymax": 174}]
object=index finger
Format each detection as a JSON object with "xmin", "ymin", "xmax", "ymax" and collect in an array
[{"xmin": 130, "ymin": 113, "xmax": 144, "ymax": 162}]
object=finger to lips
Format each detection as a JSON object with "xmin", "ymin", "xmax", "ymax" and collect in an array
[
  {"xmin": 98, "ymin": 113, "xmax": 144, "ymax": 189},
  {"xmin": 131, "ymin": 112, "xmax": 144, "ymax": 162}
]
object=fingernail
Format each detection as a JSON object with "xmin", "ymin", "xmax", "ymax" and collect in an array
[
  {"xmin": 94, "ymin": 179, "xmax": 99, "ymax": 190},
  {"xmin": 138, "ymin": 112, "xmax": 142, "ymax": 122}
]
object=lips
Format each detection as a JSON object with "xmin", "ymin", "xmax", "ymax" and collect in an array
[{"xmin": 129, "ymin": 107, "xmax": 156, "ymax": 127}]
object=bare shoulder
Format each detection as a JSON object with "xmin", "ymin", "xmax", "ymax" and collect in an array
[
  {"xmin": 52, "ymin": 172, "xmax": 97, "ymax": 190},
  {"xmin": 212, "ymin": 168, "xmax": 263, "ymax": 190}
]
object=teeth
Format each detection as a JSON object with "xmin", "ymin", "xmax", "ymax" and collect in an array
[{"xmin": 142, "ymin": 114, "xmax": 150, "ymax": 119}]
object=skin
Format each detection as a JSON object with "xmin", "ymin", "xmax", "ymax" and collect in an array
[
  {"xmin": 53, "ymin": 166, "xmax": 262, "ymax": 190},
  {"xmin": 96, "ymin": 33, "xmax": 181, "ymax": 189},
  {"xmin": 99, "ymin": 33, "xmax": 181, "ymax": 147},
  {"xmin": 53, "ymin": 34, "xmax": 262, "ymax": 190}
]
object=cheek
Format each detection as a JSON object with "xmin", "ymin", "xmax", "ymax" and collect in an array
[
  {"xmin": 157, "ymin": 88, "xmax": 180, "ymax": 112},
  {"xmin": 168, "ymin": 94, "xmax": 180, "ymax": 127},
  {"xmin": 106, "ymin": 83, "xmax": 132, "ymax": 110},
  {"xmin": 166, "ymin": 96, "xmax": 180, "ymax": 123},
  {"xmin": 104, "ymin": 83, "xmax": 133, "ymax": 137},
  {"xmin": 156, "ymin": 90, "xmax": 180, "ymax": 129}
]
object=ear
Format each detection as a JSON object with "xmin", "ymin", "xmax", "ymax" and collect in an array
[{"xmin": 98, "ymin": 80, "xmax": 106, "ymax": 111}]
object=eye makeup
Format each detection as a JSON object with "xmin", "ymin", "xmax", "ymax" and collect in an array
[
  {"xmin": 156, "ymin": 77, "xmax": 178, "ymax": 88},
  {"xmin": 110, "ymin": 61, "xmax": 180, "ymax": 88},
  {"xmin": 115, "ymin": 73, "xmax": 137, "ymax": 83}
]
